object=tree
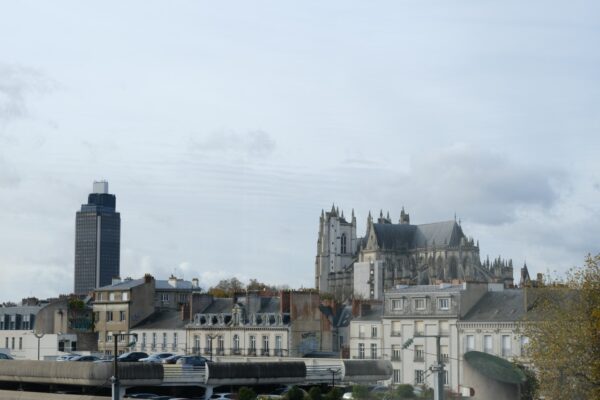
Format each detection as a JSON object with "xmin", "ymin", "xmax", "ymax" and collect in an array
[
  {"xmin": 351, "ymin": 385, "xmax": 370, "ymax": 400},
  {"xmin": 324, "ymin": 387, "xmax": 342, "ymax": 400},
  {"xmin": 209, "ymin": 277, "xmax": 245, "ymax": 297},
  {"xmin": 523, "ymin": 253, "xmax": 600, "ymax": 399}
]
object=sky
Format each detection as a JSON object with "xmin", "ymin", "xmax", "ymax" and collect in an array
[{"xmin": 0, "ymin": 1, "xmax": 599, "ymax": 302}]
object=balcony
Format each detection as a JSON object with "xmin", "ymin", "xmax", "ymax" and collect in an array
[
  {"xmin": 232, "ymin": 349, "xmax": 241, "ymax": 355},
  {"xmin": 247, "ymin": 348, "xmax": 257, "ymax": 356},
  {"xmin": 273, "ymin": 349, "xmax": 284, "ymax": 357},
  {"xmin": 192, "ymin": 347, "xmax": 200, "ymax": 354},
  {"xmin": 414, "ymin": 353, "xmax": 424, "ymax": 362},
  {"xmin": 358, "ymin": 333, "xmax": 365, "ymax": 339},
  {"xmin": 391, "ymin": 331, "xmax": 401, "ymax": 337},
  {"xmin": 216, "ymin": 349, "xmax": 225, "ymax": 356},
  {"xmin": 502, "ymin": 349, "xmax": 511, "ymax": 357},
  {"xmin": 414, "ymin": 331, "xmax": 425, "ymax": 337},
  {"xmin": 391, "ymin": 355, "xmax": 401, "ymax": 361},
  {"xmin": 261, "ymin": 349, "xmax": 270, "ymax": 356},
  {"xmin": 172, "ymin": 344, "xmax": 178, "ymax": 351}
]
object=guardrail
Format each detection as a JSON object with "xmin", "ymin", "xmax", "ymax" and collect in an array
[{"xmin": 162, "ymin": 364, "xmax": 206, "ymax": 385}]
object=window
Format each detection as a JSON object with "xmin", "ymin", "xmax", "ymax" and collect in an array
[
  {"xmin": 414, "ymin": 345, "xmax": 424, "ymax": 362},
  {"xmin": 194, "ymin": 335, "xmax": 200, "ymax": 353},
  {"xmin": 484, "ymin": 335, "xmax": 493, "ymax": 354},
  {"xmin": 18, "ymin": 337, "xmax": 22, "ymax": 350},
  {"xmin": 106, "ymin": 332, "xmax": 112, "ymax": 342},
  {"xmin": 414, "ymin": 298, "xmax": 425, "ymax": 310},
  {"xmin": 4, "ymin": 338, "xmax": 8, "ymax": 348},
  {"xmin": 249, "ymin": 335, "xmax": 256, "ymax": 354},
  {"xmin": 109, "ymin": 292, "xmax": 115, "ymax": 301},
  {"xmin": 440, "ymin": 345, "xmax": 449, "ymax": 363},
  {"xmin": 415, "ymin": 320, "xmax": 424, "ymax": 336},
  {"xmin": 22, "ymin": 315, "xmax": 30, "ymax": 330},
  {"xmin": 233, "ymin": 335, "xmax": 240, "ymax": 353},
  {"xmin": 520, "ymin": 336, "xmax": 529, "ymax": 356},
  {"xmin": 119, "ymin": 311, "xmax": 126, "ymax": 321},
  {"xmin": 262, "ymin": 335, "xmax": 269, "ymax": 355},
  {"xmin": 161, "ymin": 293, "xmax": 169, "ymax": 302},
  {"xmin": 358, "ymin": 343, "xmax": 365, "ymax": 359},
  {"xmin": 443, "ymin": 370, "xmax": 448, "ymax": 385},
  {"xmin": 275, "ymin": 335, "xmax": 282, "ymax": 356},
  {"xmin": 341, "ymin": 233, "xmax": 347, "ymax": 254},
  {"xmin": 97, "ymin": 292, "xmax": 103, "ymax": 301},
  {"xmin": 371, "ymin": 325, "xmax": 378, "ymax": 338},
  {"xmin": 438, "ymin": 298, "xmax": 450, "ymax": 310},
  {"xmin": 391, "ymin": 299, "xmax": 403, "ymax": 311},
  {"xmin": 392, "ymin": 321, "xmax": 401, "ymax": 336},
  {"xmin": 358, "ymin": 325, "xmax": 365, "ymax": 338},
  {"xmin": 439, "ymin": 320, "xmax": 449, "ymax": 335},
  {"xmin": 106, "ymin": 311, "xmax": 113, "ymax": 322},
  {"xmin": 142, "ymin": 333, "xmax": 147, "ymax": 347},
  {"xmin": 392, "ymin": 345, "xmax": 401, "ymax": 361},
  {"xmin": 502, "ymin": 335, "xmax": 511, "ymax": 357},
  {"xmin": 122, "ymin": 292, "xmax": 129, "ymax": 301},
  {"xmin": 218, "ymin": 336, "xmax": 225, "ymax": 354},
  {"xmin": 10, "ymin": 337, "xmax": 14, "ymax": 349},
  {"xmin": 173, "ymin": 333, "xmax": 178, "ymax": 350},
  {"xmin": 466, "ymin": 335, "xmax": 475, "ymax": 352},
  {"xmin": 370, "ymin": 343, "xmax": 377, "ymax": 359},
  {"xmin": 415, "ymin": 369, "xmax": 424, "ymax": 384},
  {"xmin": 206, "ymin": 336, "xmax": 213, "ymax": 353},
  {"xmin": 152, "ymin": 333, "xmax": 157, "ymax": 349},
  {"xmin": 162, "ymin": 333, "xmax": 167, "ymax": 349},
  {"xmin": 393, "ymin": 369, "xmax": 401, "ymax": 384}
]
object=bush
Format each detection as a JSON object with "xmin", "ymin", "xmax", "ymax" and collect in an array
[
  {"xmin": 239, "ymin": 387, "xmax": 257, "ymax": 400},
  {"xmin": 395, "ymin": 385, "xmax": 415, "ymax": 399},
  {"xmin": 324, "ymin": 387, "xmax": 342, "ymax": 400},
  {"xmin": 308, "ymin": 386, "xmax": 322, "ymax": 400},
  {"xmin": 285, "ymin": 386, "xmax": 305, "ymax": 400},
  {"xmin": 352, "ymin": 385, "xmax": 370, "ymax": 400}
]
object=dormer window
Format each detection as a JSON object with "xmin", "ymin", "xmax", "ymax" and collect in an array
[
  {"xmin": 414, "ymin": 298, "xmax": 426, "ymax": 310},
  {"xmin": 438, "ymin": 298, "xmax": 450, "ymax": 311}
]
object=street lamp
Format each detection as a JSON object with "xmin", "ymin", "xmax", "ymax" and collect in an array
[
  {"xmin": 33, "ymin": 331, "xmax": 45, "ymax": 361},
  {"xmin": 327, "ymin": 368, "xmax": 341, "ymax": 387},
  {"xmin": 206, "ymin": 333, "xmax": 219, "ymax": 361},
  {"xmin": 112, "ymin": 332, "xmax": 138, "ymax": 400}
]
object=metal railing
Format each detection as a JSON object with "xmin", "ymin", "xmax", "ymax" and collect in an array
[{"xmin": 162, "ymin": 364, "xmax": 207, "ymax": 385}]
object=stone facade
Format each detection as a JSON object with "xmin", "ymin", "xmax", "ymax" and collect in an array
[{"xmin": 316, "ymin": 205, "xmax": 514, "ymax": 301}]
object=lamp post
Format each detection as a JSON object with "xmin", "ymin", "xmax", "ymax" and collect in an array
[
  {"xmin": 327, "ymin": 368, "xmax": 340, "ymax": 388},
  {"xmin": 206, "ymin": 333, "xmax": 219, "ymax": 361},
  {"xmin": 112, "ymin": 332, "xmax": 138, "ymax": 400},
  {"xmin": 33, "ymin": 331, "xmax": 44, "ymax": 361}
]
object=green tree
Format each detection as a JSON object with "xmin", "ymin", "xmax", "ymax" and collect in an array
[
  {"xmin": 308, "ymin": 386, "xmax": 322, "ymax": 400},
  {"xmin": 209, "ymin": 277, "xmax": 245, "ymax": 297},
  {"xmin": 523, "ymin": 253, "xmax": 600, "ymax": 399},
  {"xmin": 238, "ymin": 387, "xmax": 257, "ymax": 400}
]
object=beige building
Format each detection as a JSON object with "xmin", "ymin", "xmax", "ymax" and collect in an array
[
  {"xmin": 93, "ymin": 274, "xmax": 198, "ymax": 354},
  {"xmin": 186, "ymin": 290, "xmax": 325, "ymax": 358}
]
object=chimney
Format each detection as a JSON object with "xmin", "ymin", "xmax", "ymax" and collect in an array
[
  {"xmin": 168, "ymin": 275, "xmax": 178, "ymax": 288},
  {"xmin": 144, "ymin": 273, "xmax": 154, "ymax": 284},
  {"xmin": 112, "ymin": 276, "xmax": 121, "ymax": 285},
  {"xmin": 536, "ymin": 273, "xmax": 543, "ymax": 285},
  {"xmin": 280, "ymin": 290, "xmax": 291, "ymax": 314},
  {"xmin": 192, "ymin": 278, "xmax": 199, "ymax": 288},
  {"xmin": 180, "ymin": 303, "xmax": 190, "ymax": 321}
]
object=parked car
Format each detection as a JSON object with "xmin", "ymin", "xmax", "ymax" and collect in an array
[
  {"xmin": 126, "ymin": 393, "xmax": 161, "ymax": 399},
  {"xmin": 70, "ymin": 355, "xmax": 101, "ymax": 362},
  {"xmin": 139, "ymin": 352, "xmax": 176, "ymax": 363},
  {"xmin": 162, "ymin": 354, "xmax": 185, "ymax": 364},
  {"xmin": 117, "ymin": 351, "xmax": 149, "ymax": 362},
  {"xmin": 0, "ymin": 353, "xmax": 14, "ymax": 360},
  {"xmin": 176, "ymin": 355, "xmax": 210, "ymax": 367}
]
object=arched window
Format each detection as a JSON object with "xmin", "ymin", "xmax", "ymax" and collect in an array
[{"xmin": 341, "ymin": 233, "xmax": 347, "ymax": 254}]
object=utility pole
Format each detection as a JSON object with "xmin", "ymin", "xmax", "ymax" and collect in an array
[
  {"xmin": 403, "ymin": 336, "xmax": 444, "ymax": 400},
  {"xmin": 112, "ymin": 333, "xmax": 137, "ymax": 400}
]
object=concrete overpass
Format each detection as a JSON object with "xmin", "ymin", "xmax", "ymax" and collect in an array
[{"xmin": 0, "ymin": 358, "xmax": 392, "ymax": 399}]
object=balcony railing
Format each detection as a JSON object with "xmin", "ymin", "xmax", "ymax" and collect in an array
[
  {"xmin": 358, "ymin": 333, "xmax": 365, "ymax": 339},
  {"xmin": 232, "ymin": 349, "xmax": 241, "ymax": 355},
  {"xmin": 273, "ymin": 349, "xmax": 283, "ymax": 357},
  {"xmin": 261, "ymin": 349, "xmax": 270, "ymax": 356},
  {"xmin": 391, "ymin": 355, "xmax": 401, "ymax": 361},
  {"xmin": 216, "ymin": 349, "xmax": 225, "ymax": 356},
  {"xmin": 192, "ymin": 347, "xmax": 200, "ymax": 354},
  {"xmin": 247, "ymin": 348, "xmax": 256, "ymax": 356},
  {"xmin": 391, "ymin": 331, "xmax": 402, "ymax": 337},
  {"xmin": 414, "ymin": 353, "xmax": 424, "ymax": 362},
  {"xmin": 502, "ymin": 349, "xmax": 511, "ymax": 357}
]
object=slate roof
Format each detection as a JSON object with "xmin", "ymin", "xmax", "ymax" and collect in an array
[
  {"xmin": 386, "ymin": 284, "xmax": 465, "ymax": 294},
  {"xmin": 156, "ymin": 280, "xmax": 194, "ymax": 290},
  {"xmin": 97, "ymin": 278, "xmax": 145, "ymax": 291},
  {"xmin": 372, "ymin": 220, "xmax": 464, "ymax": 251},
  {"xmin": 462, "ymin": 290, "xmax": 526, "ymax": 322},
  {"xmin": 0, "ymin": 305, "xmax": 44, "ymax": 315},
  {"xmin": 201, "ymin": 298, "xmax": 234, "ymax": 314},
  {"xmin": 131, "ymin": 309, "xmax": 188, "ymax": 330}
]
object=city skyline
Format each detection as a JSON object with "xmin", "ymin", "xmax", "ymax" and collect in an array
[{"xmin": 1, "ymin": 1, "xmax": 599, "ymax": 302}]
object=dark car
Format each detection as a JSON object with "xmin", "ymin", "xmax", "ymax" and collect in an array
[
  {"xmin": 162, "ymin": 354, "xmax": 185, "ymax": 364},
  {"xmin": 117, "ymin": 352, "xmax": 149, "ymax": 362},
  {"xmin": 71, "ymin": 355, "xmax": 100, "ymax": 362},
  {"xmin": 0, "ymin": 353, "xmax": 14, "ymax": 360},
  {"xmin": 176, "ymin": 355, "xmax": 210, "ymax": 367}
]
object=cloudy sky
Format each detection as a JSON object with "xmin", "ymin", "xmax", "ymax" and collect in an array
[{"xmin": 0, "ymin": 1, "xmax": 599, "ymax": 302}]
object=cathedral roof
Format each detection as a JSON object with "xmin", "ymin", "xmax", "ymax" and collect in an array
[{"xmin": 372, "ymin": 220, "xmax": 464, "ymax": 250}]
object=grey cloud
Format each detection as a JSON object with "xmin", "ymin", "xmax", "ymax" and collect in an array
[
  {"xmin": 0, "ymin": 156, "xmax": 20, "ymax": 188},
  {"xmin": 0, "ymin": 64, "xmax": 54, "ymax": 123},
  {"xmin": 191, "ymin": 129, "xmax": 276, "ymax": 158}
]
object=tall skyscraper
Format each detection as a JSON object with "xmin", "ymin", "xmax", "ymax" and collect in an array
[{"xmin": 74, "ymin": 181, "xmax": 121, "ymax": 295}]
